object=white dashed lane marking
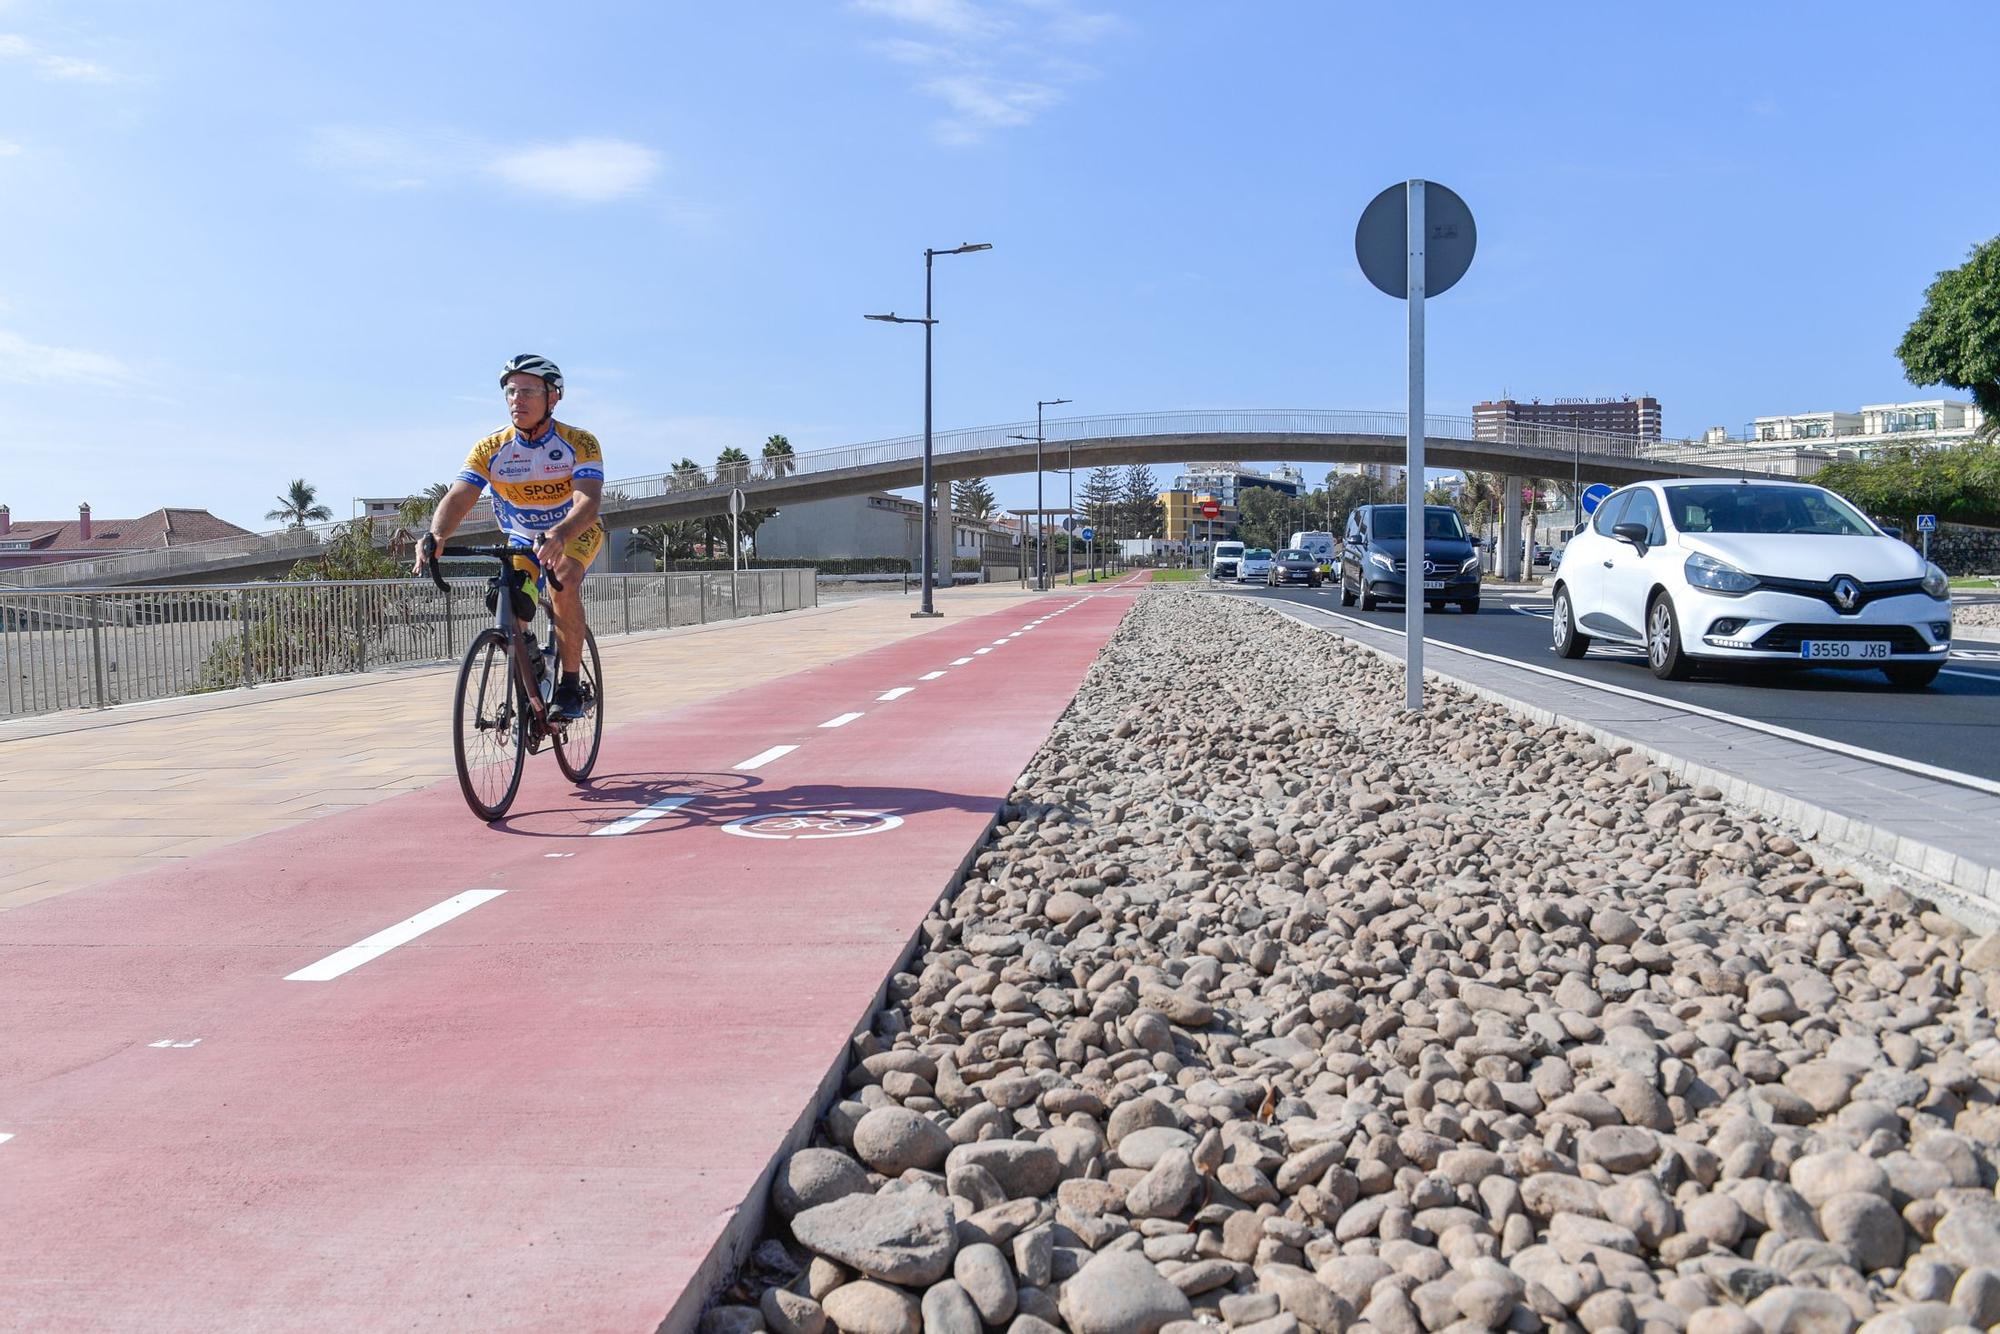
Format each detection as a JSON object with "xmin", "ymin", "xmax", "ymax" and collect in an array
[
  {"xmin": 877, "ymin": 687, "xmax": 914, "ymax": 701},
  {"xmin": 735, "ymin": 745, "xmax": 799, "ymax": 771},
  {"xmin": 284, "ymin": 890, "xmax": 507, "ymax": 983},
  {"xmin": 591, "ymin": 795, "xmax": 697, "ymax": 837},
  {"xmin": 820, "ymin": 712, "xmax": 864, "ymax": 729}
]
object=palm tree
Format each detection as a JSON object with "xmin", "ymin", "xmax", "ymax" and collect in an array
[
  {"xmin": 716, "ymin": 446, "xmax": 753, "ymax": 488},
  {"xmin": 267, "ymin": 478, "xmax": 334, "ymax": 529},
  {"xmin": 762, "ymin": 434, "xmax": 797, "ymax": 480},
  {"xmin": 398, "ymin": 481, "xmax": 451, "ymax": 528}
]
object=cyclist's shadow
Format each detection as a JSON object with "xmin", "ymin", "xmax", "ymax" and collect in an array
[{"xmin": 490, "ymin": 769, "xmax": 1001, "ymax": 838}]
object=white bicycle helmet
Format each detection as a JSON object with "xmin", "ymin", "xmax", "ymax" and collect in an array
[{"xmin": 499, "ymin": 353, "xmax": 563, "ymax": 392}]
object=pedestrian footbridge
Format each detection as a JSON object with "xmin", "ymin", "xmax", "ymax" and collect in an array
[{"xmin": 6, "ymin": 410, "xmax": 1812, "ymax": 588}]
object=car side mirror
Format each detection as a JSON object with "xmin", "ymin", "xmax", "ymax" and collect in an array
[{"xmin": 1613, "ymin": 522, "xmax": 1651, "ymax": 552}]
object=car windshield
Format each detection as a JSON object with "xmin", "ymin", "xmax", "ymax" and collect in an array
[
  {"xmin": 1278, "ymin": 549, "xmax": 1308, "ymax": 560},
  {"xmin": 1245, "ymin": 549, "xmax": 1272, "ymax": 559},
  {"xmin": 1370, "ymin": 508, "xmax": 1467, "ymax": 542},
  {"xmin": 1664, "ymin": 485, "xmax": 1875, "ymax": 537}
]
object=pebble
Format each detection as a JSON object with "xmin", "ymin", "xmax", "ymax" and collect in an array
[{"xmin": 723, "ymin": 594, "xmax": 2000, "ymax": 1334}]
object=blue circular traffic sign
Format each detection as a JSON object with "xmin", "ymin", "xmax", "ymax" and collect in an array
[
  {"xmin": 1580, "ymin": 484, "xmax": 1614, "ymax": 516},
  {"xmin": 1080, "ymin": 526, "xmax": 1095, "ymax": 542}
]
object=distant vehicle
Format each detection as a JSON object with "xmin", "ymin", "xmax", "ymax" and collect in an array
[
  {"xmin": 1338, "ymin": 504, "xmax": 1482, "ymax": 613},
  {"xmin": 1268, "ymin": 548, "xmax": 1322, "ymax": 587},
  {"xmin": 1532, "ymin": 544, "xmax": 1554, "ymax": 567},
  {"xmin": 1209, "ymin": 540, "xmax": 1245, "ymax": 580},
  {"xmin": 1551, "ymin": 478, "xmax": 1952, "ymax": 688},
  {"xmin": 1237, "ymin": 548, "xmax": 1274, "ymax": 582},
  {"xmin": 1287, "ymin": 531, "xmax": 1337, "ymax": 565}
]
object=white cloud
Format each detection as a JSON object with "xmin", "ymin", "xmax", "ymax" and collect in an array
[
  {"xmin": 0, "ymin": 138, "xmax": 21, "ymax": 157},
  {"xmin": 0, "ymin": 328, "xmax": 136, "ymax": 388},
  {"xmin": 307, "ymin": 126, "xmax": 662, "ymax": 204},
  {"xmin": 850, "ymin": 0, "xmax": 1119, "ymax": 145},
  {"xmin": 0, "ymin": 32, "xmax": 116, "ymax": 82},
  {"xmin": 487, "ymin": 138, "xmax": 661, "ymax": 204}
]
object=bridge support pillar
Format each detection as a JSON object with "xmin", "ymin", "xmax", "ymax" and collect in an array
[
  {"xmin": 1501, "ymin": 476, "xmax": 1525, "ymax": 582},
  {"xmin": 931, "ymin": 482, "xmax": 951, "ymax": 595}
]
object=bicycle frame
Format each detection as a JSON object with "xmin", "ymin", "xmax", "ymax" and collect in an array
[{"xmin": 428, "ymin": 543, "xmax": 568, "ymax": 748}]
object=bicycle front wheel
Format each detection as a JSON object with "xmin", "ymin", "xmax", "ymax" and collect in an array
[
  {"xmin": 453, "ymin": 628, "xmax": 528, "ymax": 821},
  {"xmin": 553, "ymin": 628, "xmax": 604, "ymax": 783}
]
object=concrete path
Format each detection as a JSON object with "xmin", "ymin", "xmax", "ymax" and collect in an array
[{"xmin": 0, "ymin": 580, "xmax": 1145, "ymax": 1331}]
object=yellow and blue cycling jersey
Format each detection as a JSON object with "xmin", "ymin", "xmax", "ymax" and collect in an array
[{"xmin": 458, "ymin": 420, "xmax": 606, "ymax": 549}]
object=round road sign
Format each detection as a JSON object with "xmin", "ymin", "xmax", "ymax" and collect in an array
[
  {"xmin": 1354, "ymin": 181, "xmax": 1477, "ymax": 300},
  {"xmin": 1080, "ymin": 526, "xmax": 1095, "ymax": 542},
  {"xmin": 1580, "ymin": 483, "xmax": 1614, "ymax": 516}
]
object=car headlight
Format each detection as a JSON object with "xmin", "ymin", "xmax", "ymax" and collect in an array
[
  {"xmin": 1922, "ymin": 563, "xmax": 1949, "ymax": 599},
  {"xmin": 1368, "ymin": 551, "xmax": 1393, "ymax": 571},
  {"xmin": 1684, "ymin": 553, "xmax": 1758, "ymax": 595},
  {"xmin": 1459, "ymin": 556, "xmax": 1481, "ymax": 573}
]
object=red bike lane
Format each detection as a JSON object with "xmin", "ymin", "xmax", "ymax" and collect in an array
[{"xmin": 0, "ymin": 584, "xmax": 1140, "ymax": 1332}]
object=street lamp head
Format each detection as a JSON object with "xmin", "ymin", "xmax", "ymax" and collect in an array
[
  {"xmin": 933, "ymin": 242, "xmax": 993, "ymax": 256},
  {"xmin": 1007, "ymin": 433, "xmax": 1038, "ymax": 442},
  {"xmin": 1040, "ymin": 397, "xmax": 1072, "ymax": 409},
  {"xmin": 864, "ymin": 312, "xmax": 899, "ymax": 322}
]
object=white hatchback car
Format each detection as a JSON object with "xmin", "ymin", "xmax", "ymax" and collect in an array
[
  {"xmin": 1551, "ymin": 479, "xmax": 1952, "ymax": 688},
  {"xmin": 1236, "ymin": 547, "xmax": 1274, "ymax": 582}
]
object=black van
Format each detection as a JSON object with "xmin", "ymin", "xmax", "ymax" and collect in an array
[{"xmin": 1338, "ymin": 504, "xmax": 1481, "ymax": 613}]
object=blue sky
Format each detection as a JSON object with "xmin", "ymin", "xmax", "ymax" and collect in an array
[{"xmin": 3, "ymin": 1, "xmax": 1997, "ymax": 531}]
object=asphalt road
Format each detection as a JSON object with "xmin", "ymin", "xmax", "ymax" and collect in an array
[{"xmin": 1231, "ymin": 580, "xmax": 2000, "ymax": 784}]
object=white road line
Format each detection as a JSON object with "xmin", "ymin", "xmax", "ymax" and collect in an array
[
  {"xmin": 975, "ymin": 647, "xmax": 993, "ymax": 655},
  {"xmin": 284, "ymin": 890, "xmax": 506, "ymax": 983},
  {"xmin": 878, "ymin": 687, "xmax": 915, "ymax": 701},
  {"xmin": 148, "ymin": 1038, "xmax": 202, "ymax": 1049},
  {"xmin": 821, "ymin": 712, "xmax": 864, "ymax": 729},
  {"xmin": 992, "ymin": 638, "xmax": 1011, "ymax": 645},
  {"xmin": 0, "ymin": 1134, "xmax": 12, "ymax": 1146},
  {"xmin": 951, "ymin": 657, "xmax": 974, "ymax": 665},
  {"xmin": 1302, "ymin": 603, "xmax": 2000, "ymax": 799},
  {"xmin": 921, "ymin": 670, "xmax": 946, "ymax": 680},
  {"xmin": 589, "ymin": 794, "xmax": 696, "ymax": 837},
  {"xmin": 736, "ymin": 745, "xmax": 798, "ymax": 770}
]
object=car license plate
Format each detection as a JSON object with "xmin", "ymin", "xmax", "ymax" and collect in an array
[
  {"xmin": 1800, "ymin": 640, "xmax": 1888, "ymax": 661},
  {"xmin": 1422, "ymin": 580, "xmax": 1446, "ymax": 591}
]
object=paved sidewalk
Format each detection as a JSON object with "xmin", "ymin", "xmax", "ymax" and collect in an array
[
  {"xmin": 0, "ymin": 586, "xmax": 1042, "ymax": 910},
  {"xmin": 1271, "ymin": 598, "xmax": 2000, "ymax": 930}
]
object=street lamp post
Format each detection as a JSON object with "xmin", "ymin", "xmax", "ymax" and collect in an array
[
  {"xmin": 866, "ymin": 241, "xmax": 991, "ymax": 618},
  {"xmin": 1006, "ymin": 425, "xmax": 1051, "ymax": 592}
]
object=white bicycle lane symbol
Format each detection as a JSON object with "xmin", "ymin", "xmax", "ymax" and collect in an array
[{"xmin": 720, "ymin": 809, "xmax": 906, "ymax": 840}]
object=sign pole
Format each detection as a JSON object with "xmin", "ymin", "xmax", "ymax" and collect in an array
[{"xmin": 1404, "ymin": 180, "xmax": 1425, "ymax": 712}]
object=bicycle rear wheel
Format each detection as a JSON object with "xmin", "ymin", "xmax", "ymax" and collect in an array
[
  {"xmin": 453, "ymin": 628, "xmax": 528, "ymax": 821},
  {"xmin": 553, "ymin": 628, "xmax": 604, "ymax": 783}
]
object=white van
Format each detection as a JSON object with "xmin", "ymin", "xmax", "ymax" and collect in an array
[
  {"xmin": 1209, "ymin": 541, "xmax": 1245, "ymax": 580},
  {"xmin": 1287, "ymin": 531, "xmax": 1336, "ymax": 565}
]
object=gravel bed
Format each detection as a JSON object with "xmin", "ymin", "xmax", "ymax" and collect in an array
[
  {"xmin": 708, "ymin": 590, "xmax": 2000, "ymax": 1334},
  {"xmin": 1952, "ymin": 603, "xmax": 2000, "ymax": 631}
]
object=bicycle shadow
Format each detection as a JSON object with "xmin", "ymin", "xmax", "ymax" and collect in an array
[{"xmin": 490, "ymin": 769, "xmax": 1005, "ymax": 839}]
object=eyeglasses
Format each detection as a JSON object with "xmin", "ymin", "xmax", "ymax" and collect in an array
[{"xmin": 503, "ymin": 384, "xmax": 549, "ymax": 400}]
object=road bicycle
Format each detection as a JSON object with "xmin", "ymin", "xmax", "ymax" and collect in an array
[{"xmin": 423, "ymin": 538, "xmax": 604, "ymax": 821}]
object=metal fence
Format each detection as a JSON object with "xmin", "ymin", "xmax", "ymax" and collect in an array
[{"xmin": 0, "ymin": 569, "xmax": 816, "ymax": 720}]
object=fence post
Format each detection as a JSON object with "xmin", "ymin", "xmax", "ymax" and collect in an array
[
  {"xmin": 239, "ymin": 591, "xmax": 255, "ymax": 688},
  {"xmin": 622, "ymin": 576, "xmax": 632, "ymax": 635},
  {"xmin": 354, "ymin": 592, "xmax": 367, "ymax": 671},
  {"xmin": 664, "ymin": 573, "xmax": 672, "ymax": 626},
  {"xmin": 444, "ymin": 583, "xmax": 455, "ymax": 659},
  {"xmin": 87, "ymin": 596, "xmax": 108, "ymax": 708},
  {"xmin": 699, "ymin": 574, "xmax": 707, "ymax": 624},
  {"xmin": 757, "ymin": 570, "xmax": 766, "ymax": 616},
  {"xmin": 730, "ymin": 572, "xmax": 740, "ymax": 620}
]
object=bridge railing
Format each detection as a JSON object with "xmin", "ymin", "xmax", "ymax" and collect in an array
[
  {"xmin": 0, "ymin": 569, "xmax": 816, "ymax": 720},
  {"xmin": 0, "ymin": 410, "xmax": 1770, "ymax": 589}
]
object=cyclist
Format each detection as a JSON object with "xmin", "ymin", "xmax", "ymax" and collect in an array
[{"xmin": 416, "ymin": 354, "xmax": 605, "ymax": 720}]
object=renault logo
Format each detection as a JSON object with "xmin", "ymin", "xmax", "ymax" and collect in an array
[{"xmin": 1831, "ymin": 576, "xmax": 1861, "ymax": 612}]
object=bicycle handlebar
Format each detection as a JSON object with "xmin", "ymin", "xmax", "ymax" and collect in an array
[{"xmin": 421, "ymin": 537, "xmax": 565, "ymax": 594}]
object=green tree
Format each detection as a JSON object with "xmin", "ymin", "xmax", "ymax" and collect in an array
[
  {"xmin": 712, "ymin": 447, "xmax": 754, "ymax": 556},
  {"xmin": 1081, "ymin": 467, "xmax": 1120, "ymax": 534},
  {"xmin": 398, "ymin": 481, "xmax": 450, "ymax": 529},
  {"xmin": 1236, "ymin": 488, "xmax": 1290, "ymax": 549},
  {"xmin": 663, "ymin": 458, "xmax": 711, "ymax": 561},
  {"xmin": 761, "ymin": 434, "xmax": 798, "ymax": 479},
  {"xmin": 1815, "ymin": 441, "xmax": 2000, "ymax": 534},
  {"xmin": 952, "ymin": 476, "xmax": 998, "ymax": 519},
  {"xmin": 1116, "ymin": 464, "xmax": 1164, "ymax": 537},
  {"xmin": 266, "ymin": 478, "xmax": 333, "ymax": 529},
  {"xmin": 1898, "ymin": 236, "xmax": 2000, "ymax": 438}
]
